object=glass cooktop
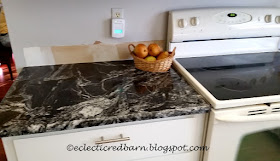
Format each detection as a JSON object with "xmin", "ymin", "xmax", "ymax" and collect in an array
[{"xmin": 176, "ymin": 52, "xmax": 280, "ymax": 100}]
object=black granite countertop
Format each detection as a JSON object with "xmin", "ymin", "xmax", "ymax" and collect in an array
[{"xmin": 0, "ymin": 60, "xmax": 210, "ymax": 137}]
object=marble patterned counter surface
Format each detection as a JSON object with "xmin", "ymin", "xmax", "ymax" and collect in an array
[{"xmin": 0, "ymin": 60, "xmax": 210, "ymax": 137}]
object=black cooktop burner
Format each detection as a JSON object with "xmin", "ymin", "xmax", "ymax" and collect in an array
[{"xmin": 176, "ymin": 52, "xmax": 280, "ymax": 100}]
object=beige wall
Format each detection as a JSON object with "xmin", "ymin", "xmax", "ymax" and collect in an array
[
  {"xmin": 23, "ymin": 40, "xmax": 165, "ymax": 67},
  {"xmin": 2, "ymin": 0, "xmax": 280, "ymax": 70}
]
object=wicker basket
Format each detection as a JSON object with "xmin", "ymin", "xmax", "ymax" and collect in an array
[{"xmin": 128, "ymin": 44, "xmax": 176, "ymax": 72}]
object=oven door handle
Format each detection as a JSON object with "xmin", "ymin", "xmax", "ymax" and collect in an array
[{"xmin": 216, "ymin": 114, "xmax": 280, "ymax": 122}]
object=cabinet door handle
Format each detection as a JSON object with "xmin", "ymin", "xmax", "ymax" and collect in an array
[{"xmin": 95, "ymin": 134, "xmax": 130, "ymax": 144}]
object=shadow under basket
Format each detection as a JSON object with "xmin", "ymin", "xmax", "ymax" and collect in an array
[{"xmin": 128, "ymin": 44, "xmax": 176, "ymax": 73}]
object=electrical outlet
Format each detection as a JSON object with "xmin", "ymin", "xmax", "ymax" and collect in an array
[{"xmin": 112, "ymin": 8, "xmax": 124, "ymax": 19}]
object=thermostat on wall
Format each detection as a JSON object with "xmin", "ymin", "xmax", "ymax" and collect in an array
[{"xmin": 112, "ymin": 19, "xmax": 125, "ymax": 38}]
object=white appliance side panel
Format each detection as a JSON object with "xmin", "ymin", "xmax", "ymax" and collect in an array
[
  {"xmin": 204, "ymin": 106, "xmax": 280, "ymax": 161},
  {"xmin": 170, "ymin": 37, "xmax": 280, "ymax": 58}
]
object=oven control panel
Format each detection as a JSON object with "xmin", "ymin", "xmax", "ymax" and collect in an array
[
  {"xmin": 213, "ymin": 12, "xmax": 252, "ymax": 24},
  {"xmin": 168, "ymin": 8, "xmax": 280, "ymax": 42}
]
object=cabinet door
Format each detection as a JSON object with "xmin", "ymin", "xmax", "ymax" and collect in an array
[
  {"xmin": 135, "ymin": 152, "xmax": 196, "ymax": 161},
  {"xmin": 14, "ymin": 115, "xmax": 205, "ymax": 161}
]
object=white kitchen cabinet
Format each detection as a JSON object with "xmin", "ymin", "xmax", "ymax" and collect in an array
[
  {"xmin": 134, "ymin": 152, "xmax": 194, "ymax": 161},
  {"xmin": 3, "ymin": 114, "xmax": 206, "ymax": 161}
]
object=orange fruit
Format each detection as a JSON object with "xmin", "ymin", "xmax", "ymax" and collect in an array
[
  {"xmin": 148, "ymin": 44, "xmax": 161, "ymax": 56},
  {"xmin": 134, "ymin": 44, "xmax": 148, "ymax": 58},
  {"xmin": 157, "ymin": 51, "xmax": 169, "ymax": 60}
]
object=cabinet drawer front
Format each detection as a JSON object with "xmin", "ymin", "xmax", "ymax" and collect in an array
[
  {"xmin": 14, "ymin": 117, "xmax": 204, "ymax": 161},
  {"xmin": 136, "ymin": 152, "xmax": 200, "ymax": 161}
]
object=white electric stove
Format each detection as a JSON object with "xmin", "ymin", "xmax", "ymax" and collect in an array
[{"xmin": 167, "ymin": 8, "xmax": 280, "ymax": 161}]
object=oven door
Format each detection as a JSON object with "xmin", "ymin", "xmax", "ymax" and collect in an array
[{"xmin": 203, "ymin": 103, "xmax": 280, "ymax": 161}]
